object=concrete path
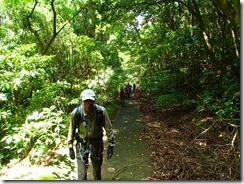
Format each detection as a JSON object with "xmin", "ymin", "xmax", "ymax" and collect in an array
[{"xmin": 87, "ymin": 97, "xmax": 153, "ymax": 180}]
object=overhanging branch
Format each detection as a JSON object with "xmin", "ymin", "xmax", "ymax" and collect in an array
[{"xmin": 44, "ymin": 3, "xmax": 87, "ymax": 54}]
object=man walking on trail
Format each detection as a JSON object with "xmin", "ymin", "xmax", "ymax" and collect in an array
[
  {"xmin": 67, "ymin": 89, "xmax": 115, "ymax": 180},
  {"xmin": 119, "ymin": 87, "xmax": 126, "ymax": 106}
]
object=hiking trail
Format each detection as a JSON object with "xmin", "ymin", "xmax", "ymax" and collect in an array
[{"xmin": 98, "ymin": 96, "xmax": 153, "ymax": 180}]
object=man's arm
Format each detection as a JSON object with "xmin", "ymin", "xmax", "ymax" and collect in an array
[{"xmin": 103, "ymin": 108, "xmax": 115, "ymax": 147}]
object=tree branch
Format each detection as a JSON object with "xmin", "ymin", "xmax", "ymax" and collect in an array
[
  {"xmin": 43, "ymin": 5, "xmax": 87, "ymax": 54},
  {"xmin": 51, "ymin": 0, "xmax": 56, "ymax": 36},
  {"xmin": 24, "ymin": 0, "xmax": 45, "ymax": 52}
]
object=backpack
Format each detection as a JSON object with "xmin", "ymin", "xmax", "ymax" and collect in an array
[{"xmin": 73, "ymin": 103, "xmax": 104, "ymax": 140}]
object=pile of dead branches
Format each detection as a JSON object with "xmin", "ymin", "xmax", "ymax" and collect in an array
[{"xmin": 136, "ymin": 91, "xmax": 240, "ymax": 180}]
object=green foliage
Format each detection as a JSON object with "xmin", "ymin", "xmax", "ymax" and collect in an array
[
  {"xmin": 0, "ymin": 44, "xmax": 54, "ymax": 108},
  {"xmin": 196, "ymin": 65, "xmax": 240, "ymax": 118},
  {"xmin": 28, "ymin": 80, "xmax": 72, "ymax": 112},
  {"xmin": 1, "ymin": 106, "xmax": 67, "ymax": 165},
  {"xmin": 0, "ymin": 0, "xmax": 240, "ymax": 177},
  {"xmin": 197, "ymin": 88, "xmax": 240, "ymax": 119},
  {"xmin": 0, "ymin": 44, "xmax": 58, "ymax": 165},
  {"xmin": 155, "ymin": 92, "xmax": 186, "ymax": 110}
]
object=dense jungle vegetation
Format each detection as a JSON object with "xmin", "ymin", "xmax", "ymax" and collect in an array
[{"xmin": 0, "ymin": 0, "xmax": 240, "ymax": 179}]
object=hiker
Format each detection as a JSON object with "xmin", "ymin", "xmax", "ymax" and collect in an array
[
  {"xmin": 67, "ymin": 89, "xmax": 115, "ymax": 180},
  {"xmin": 125, "ymin": 83, "xmax": 132, "ymax": 98},
  {"xmin": 119, "ymin": 87, "xmax": 126, "ymax": 106},
  {"xmin": 133, "ymin": 84, "xmax": 136, "ymax": 94}
]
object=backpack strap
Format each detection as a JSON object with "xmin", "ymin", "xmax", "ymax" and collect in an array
[
  {"xmin": 76, "ymin": 105, "xmax": 83, "ymax": 120},
  {"xmin": 95, "ymin": 104, "xmax": 104, "ymax": 125},
  {"xmin": 95, "ymin": 104, "xmax": 101, "ymax": 111}
]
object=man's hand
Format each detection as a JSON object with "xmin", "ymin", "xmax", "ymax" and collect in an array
[
  {"xmin": 107, "ymin": 146, "xmax": 114, "ymax": 159},
  {"xmin": 69, "ymin": 147, "xmax": 75, "ymax": 160}
]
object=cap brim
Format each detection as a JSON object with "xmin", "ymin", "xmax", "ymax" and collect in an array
[{"xmin": 82, "ymin": 96, "xmax": 95, "ymax": 101}]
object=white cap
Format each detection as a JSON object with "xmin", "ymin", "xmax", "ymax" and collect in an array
[{"xmin": 80, "ymin": 89, "xmax": 96, "ymax": 101}]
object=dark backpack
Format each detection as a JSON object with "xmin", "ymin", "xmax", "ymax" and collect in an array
[{"xmin": 73, "ymin": 103, "xmax": 104, "ymax": 140}]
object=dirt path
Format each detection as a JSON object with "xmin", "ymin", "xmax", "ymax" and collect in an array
[{"xmin": 87, "ymin": 96, "xmax": 153, "ymax": 180}]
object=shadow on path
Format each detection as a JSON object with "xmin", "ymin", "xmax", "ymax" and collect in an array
[{"xmin": 87, "ymin": 97, "xmax": 153, "ymax": 180}]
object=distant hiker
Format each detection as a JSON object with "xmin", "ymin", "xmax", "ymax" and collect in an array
[
  {"xmin": 133, "ymin": 84, "xmax": 136, "ymax": 93},
  {"xmin": 126, "ymin": 83, "xmax": 132, "ymax": 98},
  {"xmin": 119, "ymin": 87, "xmax": 126, "ymax": 106},
  {"xmin": 67, "ymin": 89, "xmax": 115, "ymax": 180}
]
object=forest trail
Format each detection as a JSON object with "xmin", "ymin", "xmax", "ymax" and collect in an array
[{"xmin": 98, "ymin": 95, "xmax": 154, "ymax": 180}]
